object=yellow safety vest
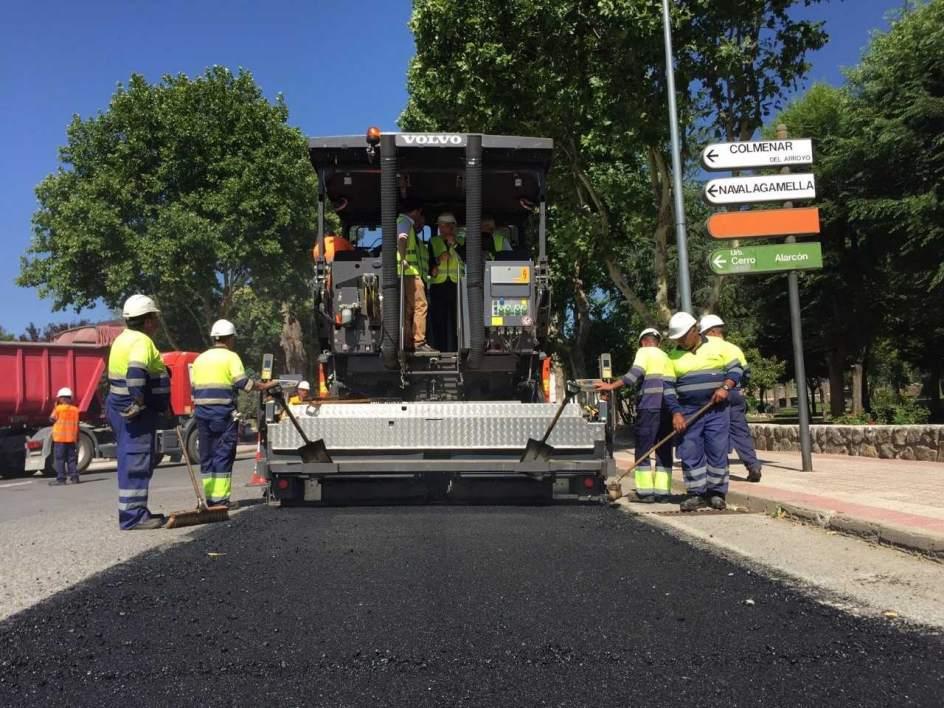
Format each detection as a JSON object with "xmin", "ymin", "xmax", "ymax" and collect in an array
[
  {"xmin": 107, "ymin": 328, "xmax": 168, "ymax": 406},
  {"xmin": 190, "ymin": 346, "xmax": 251, "ymax": 410},
  {"xmin": 429, "ymin": 235, "xmax": 465, "ymax": 284},
  {"xmin": 396, "ymin": 214, "xmax": 429, "ymax": 281}
]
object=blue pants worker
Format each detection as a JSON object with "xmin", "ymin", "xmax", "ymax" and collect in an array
[
  {"xmin": 196, "ymin": 413, "xmax": 238, "ymax": 505},
  {"xmin": 106, "ymin": 405, "xmax": 159, "ymax": 530},
  {"xmin": 727, "ymin": 389, "xmax": 761, "ymax": 475},
  {"xmin": 53, "ymin": 441, "xmax": 78, "ymax": 483},
  {"xmin": 676, "ymin": 404, "xmax": 731, "ymax": 497},
  {"xmin": 633, "ymin": 409, "xmax": 674, "ymax": 499}
]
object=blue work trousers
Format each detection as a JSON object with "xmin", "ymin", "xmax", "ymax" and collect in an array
[
  {"xmin": 676, "ymin": 404, "xmax": 731, "ymax": 497},
  {"xmin": 53, "ymin": 442, "xmax": 78, "ymax": 482},
  {"xmin": 106, "ymin": 404, "xmax": 158, "ymax": 530},
  {"xmin": 196, "ymin": 411, "xmax": 238, "ymax": 505},
  {"xmin": 728, "ymin": 389, "xmax": 760, "ymax": 473},
  {"xmin": 633, "ymin": 408, "xmax": 674, "ymax": 498}
]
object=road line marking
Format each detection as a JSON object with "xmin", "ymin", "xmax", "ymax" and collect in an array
[{"xmin": 0, "ymin": 481, "xmax": 33, "ymax": 488}]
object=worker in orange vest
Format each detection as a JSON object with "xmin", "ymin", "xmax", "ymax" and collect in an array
[{"xmin": 48, "ymin": 387, "xmax": 80, "ymax": 486}]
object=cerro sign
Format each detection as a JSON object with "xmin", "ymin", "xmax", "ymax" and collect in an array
[
  {"xmin": 701, "ymin": 138, "xmax": 813, "ymax": 171},
  {"xmin": 708, "ymin": 243, "xmax": 823, "ymax": 275},
  {"xmin": 397, "ymin": 133, "xmax": 466, "ymax": 147}
]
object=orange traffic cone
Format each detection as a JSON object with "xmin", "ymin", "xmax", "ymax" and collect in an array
[{"xmin": 245, "ymin": 433, "xmax": 268, "ymax": 487}]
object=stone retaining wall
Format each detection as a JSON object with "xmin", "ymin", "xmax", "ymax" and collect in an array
[{"xmin": 750, "ymin": 424, "xmax": 944, "ymax": 462}]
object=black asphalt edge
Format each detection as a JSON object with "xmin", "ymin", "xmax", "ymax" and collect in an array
[{"xmin": 667, "ymin": 481, "xmax": 944, "ymax": 561}]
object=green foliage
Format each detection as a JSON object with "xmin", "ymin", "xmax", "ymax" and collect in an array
[
  {"xmin": 870, "ymin": 388, "xmax": 930, "ymax": 425},
  {"xmin": 0, "ymin": 327, "xmax": 15, "ymax": 342},
  {"xmin": 19, "ymin": 67, "xmax": 318, "ymax": 358}
]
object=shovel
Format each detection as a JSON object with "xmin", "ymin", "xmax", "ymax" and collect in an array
[
  {"xmin": 521, "ymin": 386, "xmax": 577, "ymax": 462},
  {"xmin": 275, "ymin": 391, "xmax": 333, "ymax": 464}
]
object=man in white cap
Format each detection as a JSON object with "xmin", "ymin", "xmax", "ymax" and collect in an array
[
  {"xmin": 700, "ymin": 314, "xmax": 762, "ymax": 482},
  {"xmin": 289, "ymin": 381, "xmax": 312, "ymax": 406},
  {"xmin": 596, "ymin": 328, "xmax": 673, "ymax": 502},
  {"xmin": 664, "ymin": 312, "xmax": 743, "ymax": 511},
  {"xmin": 190, "ymin": 319, "xmax": 278, "ymax": 507},
  {"xmin": 106, "ymin": 294, "xmax": 170, "ymax": 529},
  {"xmin": 429, "ymin": 212, "xmax": 464, "ymax": 351}
]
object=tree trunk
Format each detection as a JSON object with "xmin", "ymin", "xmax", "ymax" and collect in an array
[
  {"xmin": 827, "ymin": 347, "xmax": 846, "ymax": 418},
  {"xmin": 648, "ymin": 147, "xmax": 673, "ymax": 322},
  {"xmin": 569, "ymin": 272, "xmax": 592, "ymax": 378},
  {"xmin": 927, "ymin": 363, "xmax": 942, "ymax": 423},
  {"xmin": 280, "ymin": 303, "xmax": 307, "ymax": 377}
]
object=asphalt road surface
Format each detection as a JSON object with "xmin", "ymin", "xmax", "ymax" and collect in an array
[{"xmin": 2, "ymin": 460, "xmax": 944, "ymax": 707}]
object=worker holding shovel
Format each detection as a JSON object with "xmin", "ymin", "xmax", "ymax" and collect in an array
[{"xmin": 663, "ymin": 312, "xmax": 743, "ymax": 512}]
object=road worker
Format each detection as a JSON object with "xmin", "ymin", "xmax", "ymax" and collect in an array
[
  {"xmin": 190, "ymin": 319, "xmax": 278, "ymax": 508},
  {"xmin": 700, "ymin": 314, "xmax": 762, "ymax": 482},
  {"xmin": 289, "ymin": 381, "xmax": 312, "ymax": 406},
  {"xmin": 48, "ymin": 387, "xmax": 80, "ymax": 486},
  {"xmin": 481, "ymin": 216, "xmax": 512, "ymax": 259},
  {"xmin": 106, "ymin": 294, "xmax": 170, "ymax": 530},
  {"xmin": 595, "ymin": 328, "xmax": 673, "ymax": 502},
  {"xmin": 397, "ymin": 199, "xmax": 437, "ymax": 353},
  {"xmin": 664, "ymin": 311, "xmax": 743, "ymax": 511},
  {"xmin": 429, "ymin": 212, "xmax": 464, "ymax": 352}
]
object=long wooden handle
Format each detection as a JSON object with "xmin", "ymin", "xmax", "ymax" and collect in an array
[
  {"xmin": 176, "ymin": 425, "xmax": 207, "ymax": 510},
  {"xmin": 612, "ymin": 400, "xmax": 715, "ymax": 486}
]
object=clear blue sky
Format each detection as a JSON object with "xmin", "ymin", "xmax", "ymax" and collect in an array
[{"xmin": 0, "ymin": 0, "xmax": 905, "ymax": 334}]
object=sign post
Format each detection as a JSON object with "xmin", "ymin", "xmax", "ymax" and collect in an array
[
  {"xmin": 778, "ymin": 125, "xmax": 814, "ymax": 472},
  {"xmin": 701, "ymin": 126, "xmax": 817, "ymax": 471}
]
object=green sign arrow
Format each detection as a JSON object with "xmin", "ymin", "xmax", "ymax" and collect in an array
[{"xmin": 708, "ymin": 243, "xmax": 823, "ymax": 275}]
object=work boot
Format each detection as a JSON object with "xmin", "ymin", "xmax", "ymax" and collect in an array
[
  {"xmin": 655, "ymin": 495, "xmax": 672, "ymax": 504},
  {"xmin": 633, "ymin": 494, "xmax": 656, "ymax": 504},
  {"xmin": 679, "ymin": 494, "xmax": 708, "ymax": 512},
  {"xmin": 709, "ymin": 494, "xmax": 727, "ymax": 510},
  {"xmin": 414, "ymin": 343, "xmax": 439, "ymax": 354},
  {"xmin": 130, "ymin": 516, "xmax": 166, "ymax": 531},
  {"xmin": 48, "ymin": 479, "xmax": 66, "ymax": 487},
  {"xmin": 747, "ymin": 466, "xmax": 763, "ymax": 483},
  {"xmin": 69, "ymin": 477, "xmax": 81, "ymax": 484}
]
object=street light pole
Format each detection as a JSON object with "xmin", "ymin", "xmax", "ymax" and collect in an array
[{"xmin": 661, "ymin": 0, "xmax": 693, "ymax": 314}]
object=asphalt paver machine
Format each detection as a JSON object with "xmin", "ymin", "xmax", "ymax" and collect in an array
[{"xmin": 262, "ymin": 131, "xmax": 613, "ymax": 503}]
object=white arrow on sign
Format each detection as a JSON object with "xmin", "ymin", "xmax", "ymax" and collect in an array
[
  {"xmin": 711, "ymin": 254, "xmax": 727, "ymax": 270},
  {"xmin": 701, "ymin": 139, "xmax": 814, "ymax": 171},
  {"xmin": 703, "ymin": 173, "xmax": 816, "ymax": 206}
]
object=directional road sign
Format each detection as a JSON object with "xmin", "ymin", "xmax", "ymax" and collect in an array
[
  {"xmin": 708, "ymin": 243, "xmax": 823, "ymax": 275},
  {"xmin": 701, "ymin": 139, "xmax": 814, "ymax": 171},
  {"xmin": 706, "ymin": 207, "xmax": 821, "ymax": 240},
  {"xmin": 703, "ymin": 173, "xmax": 816, "ymax": 206}
]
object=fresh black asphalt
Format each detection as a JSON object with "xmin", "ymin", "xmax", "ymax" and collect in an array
[{"xmin": 1, "ymin": 504, "xmax": 942, "ymax": 706}]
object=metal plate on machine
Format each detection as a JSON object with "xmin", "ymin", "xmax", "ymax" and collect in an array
[
  {"xmin": 268, "ymin": 402, "xmax": 604, "ymax": 452},
  {"xmin": 490, "ymin": 265, "xmax": 531, "ymax": 284}
]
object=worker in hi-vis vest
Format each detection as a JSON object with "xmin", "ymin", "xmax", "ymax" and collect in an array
[
  {"xmin": 190, "ymin": 319, "xmax": 278, "ymax": 507},
  {"xmin": 106, "ymin": 294, "xmax": 170, "ymax": 530},
  {"xmin": 429, "ymin": 211, "xmax": 464, "ymax": 352},
  {"xmin": 595, "ymin": 328, "xmax": 674, "ymax": 502},
  {"xmin": 699, "ymin": 314, "xmax": 762, "ymax": 483},
  {"xmin": 397, "ymin": 198, "xmax": 437, "ymax": 354}
]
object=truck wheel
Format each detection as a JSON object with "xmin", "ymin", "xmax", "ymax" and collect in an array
[
  {"xmin": 186, "ymin": 426, "xmax": 200, "ymax": 465},
  {"xmin": 77, "ymin": 433, "xmax": 95, "ymax": 472}
]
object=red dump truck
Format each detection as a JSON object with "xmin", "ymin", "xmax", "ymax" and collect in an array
[{"xmin": 0, "ymin": 324, "xmax": 200, "ymax": 478}]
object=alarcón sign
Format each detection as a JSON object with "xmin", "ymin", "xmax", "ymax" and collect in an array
[{"xmin": 708, "ymin": 243, "xmax": 823, "ymax": 275}]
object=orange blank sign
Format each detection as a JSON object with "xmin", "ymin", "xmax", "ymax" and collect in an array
[{"xmin": 707, "ymin": 207, "xmax": 821, "ymax": 239}]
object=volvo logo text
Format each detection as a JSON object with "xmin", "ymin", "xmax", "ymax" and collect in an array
[{"xmin": 399, "ymin": 134, "xmax": 465, "ymax": 146}]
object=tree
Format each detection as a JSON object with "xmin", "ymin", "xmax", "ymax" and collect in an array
[
  {"xmin": 402, "ymin": 0, "xmax": 828, "ymax": 345},
  {"xmin": 19, "ymin": 67, "xmax": 318, "ymax": 367}
]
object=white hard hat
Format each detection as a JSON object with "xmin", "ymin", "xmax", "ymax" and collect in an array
[
  {"xmin": 699, "ymin": 314, "xmax": 726, "ymax": 333},
  {"xmin": 638, "ymin": 327, "xmax": 662, "ymax": 342},
  {"xmin": 667, "ymin": 312, "xmax": 698, "ymax": 340},
  {"xmin": 297, "ymin": 380, "xmax": 311, "ymax": 391},
  {"xmin": 57, "ymin": 387, "xmax": 74, "ymax": 398},
  {"xmin": 437, "ymin": 212, "xmax": 457, "ymax": 224},
  {"xmin": 210, "ymin": 319, "xmax": 237, "ymax": 338},
  {"xmin": 122, "ymin": 294, "xmax": 160, "ymax": 319}
]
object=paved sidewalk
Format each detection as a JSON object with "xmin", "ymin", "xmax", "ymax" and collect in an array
[{"xmin": 613, "ymin": 447, "xmax": 944, "ymax": 557}]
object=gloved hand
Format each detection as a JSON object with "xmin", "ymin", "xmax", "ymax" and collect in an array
[{"xmin": 120, "ymin": 401, "xmax": 145, "ymax": 420}]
